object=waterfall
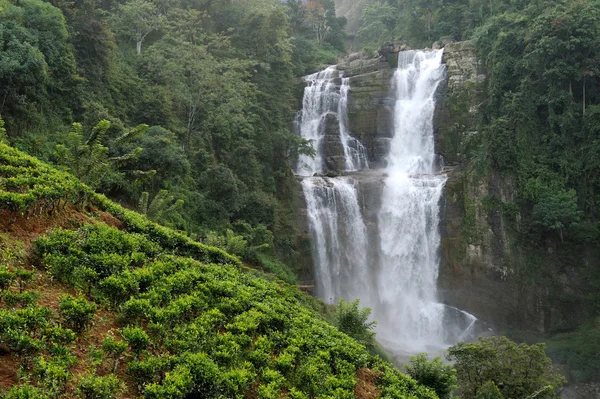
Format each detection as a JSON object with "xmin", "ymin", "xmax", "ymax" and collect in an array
[
  {"xmin": 298, "ymin": 51, "xmax": 477, "ymax": 358},
  {"xmin": 375, "ymin": 50, "xmax": 450, "ymax": 351},
  {"xmin": 295, "ymin": 67, "xmax": 368, "ymax": 176},
  {"xmin": 339, "ymin": 77, "xmax": 369, "ymax": 172},
  {"xmin": 302, "ymin": 177, "xmax": 370, "ymax": 303}
]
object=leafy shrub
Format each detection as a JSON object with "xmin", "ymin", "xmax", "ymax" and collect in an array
[
  {"xmin": 102, "ymin": 333, "xmax": 128, "ymax": 372},
  {"xmin": 14, "ymin": 269, "xmax": 34, "ymax": 293},
  {"xmin": 32, "ymin": 356, "xmax": 70, "ymax": 397},
  {"xmin": 2, "ymin": 291, "xmax": 40, "ymax": 308},
  {"xmin": 447, "ymin": 336, "xmax": 565, "ymax": 399},
  {"xmin": 75, "ymin": 374, "xmax": 124, "ymax": 399},
  {"xmin": 405, "ymin": 353, "xmax": 457, "ymax": 399},
  {"xmin": 0, "ymin": 266, "xmax": 15, "ymax": 289},
  {"xmin": 58, "ymin": 294, "xmax": 97, "ymax": 334},
  {"xmin": 128, "ymin": 356, "xmax": 172, "ymax": 388},
  {"xmin": 1, "ymin": 384, "xmax": 49, "ymax": 399},
  {"xmin": 45, "ymin": 326, "xmax": 76, "ymax": 346},
  {"xmin": 475, "ymin": 381, "xmax": 504, "ymax": 399},
  {"xmin": 121, "ymin": 326, "xmax": 149, "ymax": 355},
  {"xmin": 332, "ymin": 298, "xmax": 377, "ymax": 349},
  {"xmin": 0, "ymin": 144, "xmax": 92, "ymax": 215}
]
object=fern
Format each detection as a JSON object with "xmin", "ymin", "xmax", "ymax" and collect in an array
[
  {"xmin": 138, "ymin": 190, "xmax": 184, "ymax": 224},
  {"xmin": 115, "ymin": 124, "xmax": 149, "ymax": 144}
]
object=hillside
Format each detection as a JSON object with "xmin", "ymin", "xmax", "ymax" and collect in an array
[{"xmin": 0, "ymin": 142, "xmax": 436, "ymax": 398}]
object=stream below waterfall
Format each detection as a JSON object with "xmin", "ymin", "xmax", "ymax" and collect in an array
[{"xmin": 295, "ymin": 49, "xmax": 477, "ymax": 360}]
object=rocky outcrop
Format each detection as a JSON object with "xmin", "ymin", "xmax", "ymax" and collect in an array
[
  {"xmin": 436, "ymin": 41, "xmax": 584, "ymax": 332},
  {"xmin": 338, "ymin": 45, "xmax": 403, "ymax": 168},
  {"xmin": 319, "ymin": 112, "xmax": 346, "ymax": 173}
]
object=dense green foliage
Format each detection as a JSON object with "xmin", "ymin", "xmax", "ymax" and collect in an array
[
  {"xmin": 0, "ymin": 142, "xmax": 91, "ymax": 214},
  {"xmin": 447, "ymin": 337, "xmax": 565, "ymax": 399},
  {"xmin": 405, "ymin": 354, "xmax": 457, "ymax": 399},
  {"xmin": 332, "ymin": 298, "xmax": 377, "ymax": 349},
  {"xmin": 0, "ymin": 0, "xmax": 348, "ymax": 275}
]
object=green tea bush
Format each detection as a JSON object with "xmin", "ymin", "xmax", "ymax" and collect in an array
[
  {"xmin": 75, "ymin": 374, "xmax": 124, "ymax": 399},
  {"xmin": 1, "ymin": 385, "xmax": 49, "ymax": 399},
  {"xmin": 121, "ymin": 326, "xmax": 149, "ymax": 355},
  {"xmin": 101, "ymin": 333, "xmax": 128, "ymax": 372},
  {"xmin": 14, "ymin": 269, "xmax": 34, "ymax": 293},
  {"xmin": 2, "ymin": 291, "xmax": 40, "ymax": 308},
  {"xmin": 128, "ymin": 356, "xmax": 173, "ymax": 388},
  {"xmin": 0, "ymin": 266, "xmax": 15, "ymax": 289},
  {"xmin": 58, "ymin": 294, "xmax": 97, "ymax": 334},
  {"xmin": 32, "ymin": 356, "xmax": 70, "ymax": 397},
  {"xmin": 0, "ymin": 143, "xmax": 92, "ymax": 215},
  {"xmin": 44, "ymin": 326, "xmax": 76, "ymax": 346}
]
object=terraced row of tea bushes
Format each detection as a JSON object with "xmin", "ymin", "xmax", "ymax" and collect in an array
[
  {"xmin": 33, "ymin": 224, "xmax": 437, "ymax": 399},
  {"xmin": 0, "ymin": 144, "xmax": 92, "ymax": 215}
]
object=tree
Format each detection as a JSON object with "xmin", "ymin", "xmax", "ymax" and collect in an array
[
  {"xmin": 532, "ymin": 187, "xmax": 581, "ymax": 241},
  {"xmin": 475, "ymin": 381, "xmax": 504, "ymax": 399},
  {"xmin": 112, "ymin": 0, "xmax": 164, "ymax": 55},
  {"xmin": 332, "ymin": 298, "xmax": 376, "ymax": 349},
  {"xmin": 144, "ymin": 34, "xmax": 255, "ymax": 155},
  {"xmin": 0, "ymin": 0, "xmax": 79, "ymax": 132},
  {"xmin": 447, "ymin": 336, "xmax": 565, "ymax": 399},
  {"xmin": 405, "ymin": 353, "xmax": 457, "ymax": 399},
  {"xmin": 356, "ymin": 2, "xmax": 398, "ymax": 48}
]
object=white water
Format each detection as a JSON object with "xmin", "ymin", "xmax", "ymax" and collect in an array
[
  {"xmin": 299, "ymin": 51, "xmax": 477, "ymax": 357},
  {"xmin": 295, "ymin": 67, "xmax": 368, "ymax": 176},
  {"xmin": 375, "ymin": 50, "xmax": 450, "ymax": 351},
  {"xmin": 339, "ymin": 77, "xmax": 369, "ymax": 172},
  {"xmin": 302, "ymin": 177, "xmax": 370, "ymax": 303}
]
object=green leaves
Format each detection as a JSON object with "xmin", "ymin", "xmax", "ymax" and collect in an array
[
  {"xmin": 332, "ymin": 298, "xmax": 377, "ymax": 349},
  {"xmin": 58, "ymin": 294, "xmax": 97, "ymax": 334},
  {"xmin": 111, "ymin": 0, "xmax": 165, "ymax": 55},
  {"xmin": 447, "ymin": 336, "xmax": 566, "ymax": 399},
  {"xmin": 0, "ymin": 143, "xmax": 92, "ymax": 214},
  {"xmin": 75, "ymin": 374, "xmax": 125, "ymax": 399},
  {"xmin": 55, "ymin": 120, "xmax": 152, "ymax": 190},
  {"xmin": 405, "ymin": 353, "xmax": 457, "ymax": 399}
]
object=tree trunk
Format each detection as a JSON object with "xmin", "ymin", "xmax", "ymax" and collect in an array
[
  {"xmin": 583, "ymin": 75, "xmax": 586, "ymax": 116},
  {"xmin": 136, "ymin": 40, "xmax": 142, "ymax": 55}
]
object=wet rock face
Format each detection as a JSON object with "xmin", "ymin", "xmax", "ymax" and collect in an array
[
  {"xmin": 319, "ymin": 112, "xmax": 346, "ymax": 173},
  {"xmin": 343, "ymin": 63, "xmax": 395, "ymax": 169},
  {"xmin": 436, "ymin": 42, "xmax": 584, "ymax": 333},
  {"xmin": 442, "ymin": 41, "xmax": 486, "ymax": 90}
]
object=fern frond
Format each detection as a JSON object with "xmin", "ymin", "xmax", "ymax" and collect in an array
[
  {"xmin": 86, "ymin": 119, "xmax": 111, "ymax": 146},
  {"xmin": 115, "ymin": 124, "xmax": 149, "ymax": 144},
  {"xmin": 138, "ymin": 192, "xmax": 149, "ymax": 215}
]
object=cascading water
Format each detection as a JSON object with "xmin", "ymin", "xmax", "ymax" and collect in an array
[
  {"xmin": 339, "ymin": 77, "xmax": 369, "ymax": 172},
  {"xmin": 302, "ymin": 177, "xmax": 370, "ymax": 303},
  {"xmin": 375, "ymin": 50, "xmax": 471, "ymax": 354},
  {"xmin": 298, "ymin": 51, "xmax": 476, "ymax": 359},
  {"xmin": 295, "ymin": 67, "xmax": 368, "ymax": 176}
]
